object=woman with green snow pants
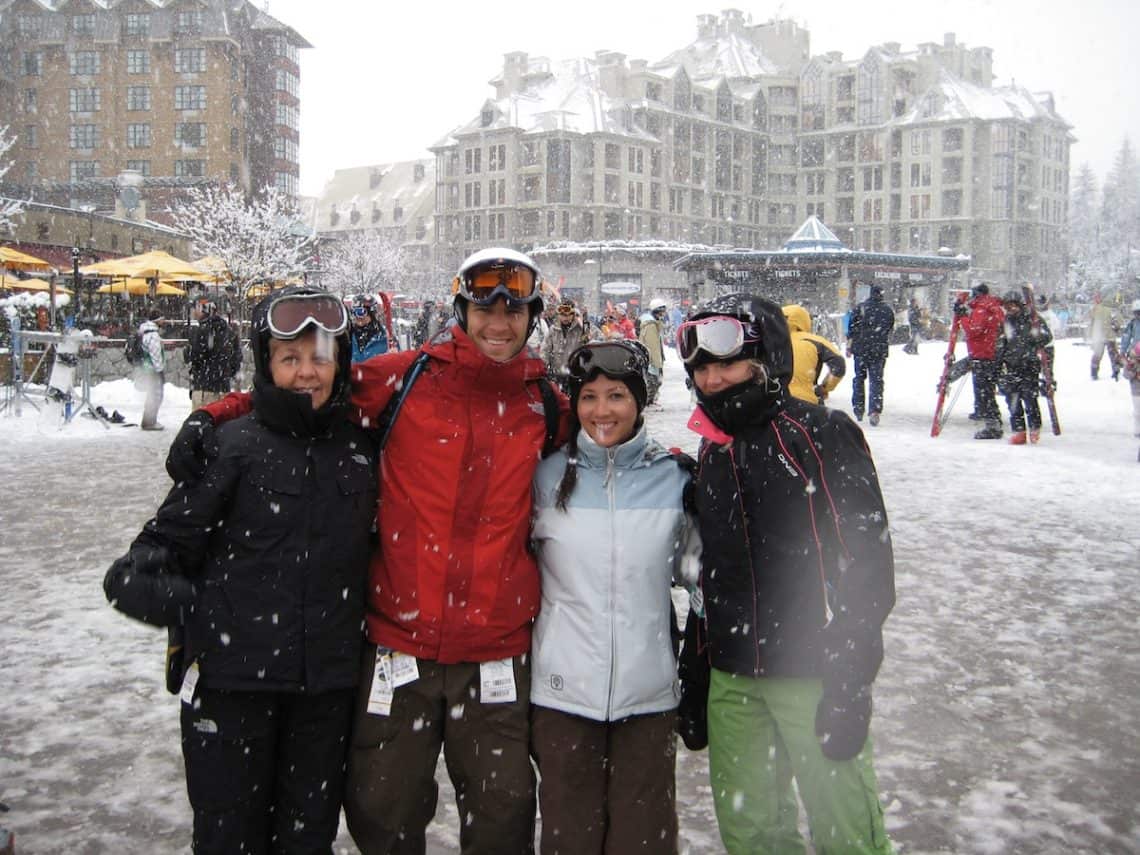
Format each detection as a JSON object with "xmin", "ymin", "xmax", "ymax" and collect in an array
[{"xmin": 675, "ymin": 293, "xmax": 895, "ymax": 854}]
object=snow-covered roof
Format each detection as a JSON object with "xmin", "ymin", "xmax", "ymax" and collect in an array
[
  {"xmin": 782, "ymin": 216, "xmax": 850, "ymax": 253},
  {"xmin": 444, "ymin": 57, "xmax": 657, "ymax": 143},
  {"xmin": 312, "ymin": 159, "xmax": 435, "ymax": 235},
  {"xmin": 898, "ymin": 70, "xmax": 1068, "ymax": 128},
  {"xmin": 652, "ymin": 30, "xmax": 779, "ymax": 82}
]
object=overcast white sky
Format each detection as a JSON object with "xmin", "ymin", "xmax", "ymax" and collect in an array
[{"xmin": 263, "ymin": 0, "xmax": 1140, "ymax": 198}]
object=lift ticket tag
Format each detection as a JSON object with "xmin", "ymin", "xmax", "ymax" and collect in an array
[
  {"xmin": 479, "ymin": 658, "xmax": 517, "ymax": 704},
  {"xmin": 180, "ymin": 661, "xmax": 200, "ymax": 705},
  {"xmin": 366, "ymin": 653, "xmax": 394, "ymax": 716}
]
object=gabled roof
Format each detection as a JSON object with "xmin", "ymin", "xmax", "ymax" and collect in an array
[
  {"xmin": 313, "ymin": 160, "xmax": 435, "ymax": 235},
  {"xmin": 897, "ymin": 69, "xmax": 1069, "ymax": 127},
  {"xmin": 441, "ymin": 56, "xmax": 657, "ymax": 144},
  {"xmin": 783, "ymin": 216, "xmax": 849, "ymax": 253},
  {"xmin": 652, "ymin": 30, "xmax": 778, "ymax": 82}
]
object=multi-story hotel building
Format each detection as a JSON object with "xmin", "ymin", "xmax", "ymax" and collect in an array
[
  {"xmin": 431, "ymin": 10, "xmax": 1072, "ymax": 292},
  {"xmin": 0, "ymin": 0, "xmax": 309, "ymax": 219}
]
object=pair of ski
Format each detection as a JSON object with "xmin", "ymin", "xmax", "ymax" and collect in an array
[{"xmin": 930, "ymin": 285, "xmax": 1060, "ymax": 437}]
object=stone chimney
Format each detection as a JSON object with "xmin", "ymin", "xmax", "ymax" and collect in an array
[
  {"xmin": 697, "ymin": 13, "xmax": 717, "ymax": 39},
  {"xmin": 114, "ymin": 170, "xmax": 146, "ymax": 221},
  {"xmin": 944, "ymin": 32, "xmax": 956, "ymax": 47},
  {"xmin": 720, "ymin": 8, "xmax": 745, "ymax": 35},
  {"xmin": 882, "ymin": 41, "xmax": 901, "ymax": 55},
  {"xmin": 499, "ymin": 51, "xmax": 528, "ymax": 97},
  {"xmin": 595, "ymin": 50, "xmax": 627, "ymax": 98}
]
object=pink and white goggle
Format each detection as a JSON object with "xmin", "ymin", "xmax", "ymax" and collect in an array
[{"xmin": 675, "ymin": 316, "xmax": 757, "ymax": 365}]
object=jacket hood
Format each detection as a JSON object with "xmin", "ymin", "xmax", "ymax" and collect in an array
[{"xmin": 782, "ymin": 304, "xmax": 811, "ymax": 334}]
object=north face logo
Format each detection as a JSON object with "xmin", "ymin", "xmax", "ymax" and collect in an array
[{"xmin": 550, "ymin": 675, "xmax": 564, "ymax": 691}]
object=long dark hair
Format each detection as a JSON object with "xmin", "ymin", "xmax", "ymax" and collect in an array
[{"xmin": 554, "ymin": 413, "xmax": 583, "ymax": 512}]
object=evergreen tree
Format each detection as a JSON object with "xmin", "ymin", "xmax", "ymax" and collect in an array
[{"xmin": 1100, "ymin": 138, "xmax": 1140, "ymax": 291}]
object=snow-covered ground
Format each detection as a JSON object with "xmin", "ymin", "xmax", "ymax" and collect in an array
[{"xmin": 1, "ymin": 339, "xmax": 1138, "ymax": 854}]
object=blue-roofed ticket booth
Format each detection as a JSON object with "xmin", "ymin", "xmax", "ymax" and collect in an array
[{"xmin": 674, "ymin": 216, "xmax": 971, "ymax": 342}]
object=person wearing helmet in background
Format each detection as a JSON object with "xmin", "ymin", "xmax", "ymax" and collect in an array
[
  {"xmin": 638, "ymin": 298, "xmax": 669, "ymax": 408},
  {"xmin": 995, "ymin": 290, "xmax": 1053, "ymax": 444},
  {"xmin": 542, "ymin": 297, "xmax": 590, "ymax": 392},
  {"xmin": 782, "ymin": 303, "xmax": 846, "ymax": 406},
  {"xmin": 165, "ymin": 248, "xmax": 569, "ymax": 854},
  {"xmin": 530, "ymin": 339, "xmax": 700, "ymax": 854},
  {"xmin": 348, "ymin": 294, "xmax": 389, "ymax": 362},
  {"xmin": 1118, "ymin": 300, "xmax": 1140, "ymax": 440},
  {"xmin": 675, "ymin": 293, "xmax": 896, "ymax": 855},
  {"xmin": 104, "ymin": 287, "xmax": 377, "ymax": 853}
]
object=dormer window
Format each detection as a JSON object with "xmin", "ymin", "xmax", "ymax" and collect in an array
[
  {"xmin": 413, "ymin": 163, "xmax": 425, "ymax": 182},
  {"xmin": 481, "ymin": 108, "xmax": 495, "ymax": 127}
]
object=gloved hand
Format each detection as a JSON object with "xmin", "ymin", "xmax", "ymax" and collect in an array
[
  {"xmin": 103, "ymin": 546, "xmax": 196, "ymax": 628},
  {"xmin": 165, "ymin": 411, "xmax": 218, "ymax": 484},
  {"xmin": 813, "ymin": 384, "xmax": 828, "ymax": 401},
  {"xmin": 815, "ymin": 688, "xmax": 872, "ymax": 761},
  {"xmin": 952, "ymin": 301, "xmax": 969, "ymax": 317},
  {"xmin": 676, "ymin": 608, "xmax": 710, "ymax": 751}
]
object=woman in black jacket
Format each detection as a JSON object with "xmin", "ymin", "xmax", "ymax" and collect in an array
[
  {"xmin": 105, "ymin": 287, "xmax": 377, "ymax": 854},
  {"xmin": 676, "ymin": 293, "xmax": 896, "ymax": 854}
]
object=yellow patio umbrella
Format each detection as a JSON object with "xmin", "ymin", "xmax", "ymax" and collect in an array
[
  {"xmin": 1, "ymin": 245, "xmax": 55, "ymax": 273},
  {"xmin": 3, "ymin": 278, "xmax": 72, "ymax": 294},
  {"xmin": 96, "ymin": 278, "xmax": 187, "ymax": 296},
  {"xmin": 85, "ymin": 250, "xmax": 205, "ymax": 281},
  {"xmin": 246, "ymin": 283, "xmax": 275, "ymax": 298},
  {"xmin": 191, "ymin": 256, "xmax": 231, "ymax": 283}
]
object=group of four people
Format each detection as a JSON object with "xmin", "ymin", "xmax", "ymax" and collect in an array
[{"xmin": 105, "ymin": 247, "xmax": 896, "ymax": 854}]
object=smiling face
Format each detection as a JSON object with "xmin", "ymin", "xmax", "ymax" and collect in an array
[
  {"xmin": 576, "ymin": 374, "xmax": 639, "ymax": 448},
  {"xmin": 268, "ymin": 329, "xmax": 338, "ymax": 410},
  {"xmin": 692, "ymin": 358, "xmax": 756, "ymax": 396},
  {"xmin": 465, "ymin": 298, "xmax": 530, "ymax": 362}
]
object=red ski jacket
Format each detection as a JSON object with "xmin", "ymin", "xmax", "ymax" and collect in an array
[
  {"xmin": 204, "ymin": 326, "xmax": 569, "ymax": 664},
  {"xmin": 962, "ymin": 294, "xmax": 1005, "ymax": 360}
]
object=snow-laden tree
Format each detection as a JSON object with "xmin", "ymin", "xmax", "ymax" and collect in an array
[
  {"xmin": 167, "ymin": 183, "xmax": 315, "ymax": 301},
  {"xmin": 319, "ymin": 230, "xmax": 409, "ymax": 299},
  {"xmin": 1068, "ymin": 163, "xmax": 1107, "ymax": 292},
  {"xmin": 1100, "ymin": 138, "xmax": 1140, "ymax": 287},
  {"xmin": 0, "ymin": 126, "xmax": 26, "ymax": 234}
]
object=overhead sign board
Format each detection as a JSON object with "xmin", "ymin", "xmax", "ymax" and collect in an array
[{"xmin": 600, "ymin": 281, "xmax": 641, "ymax": 295}]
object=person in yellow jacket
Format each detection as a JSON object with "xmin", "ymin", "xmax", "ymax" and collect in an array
[{"xmin": 782, "ymin": 304, "xmax": 847, "ymax": 405}]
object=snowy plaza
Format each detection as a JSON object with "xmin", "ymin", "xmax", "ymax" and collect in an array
[{"xmin": 0, "ymin": 339, "xmax": 1138, "ymax": 854}]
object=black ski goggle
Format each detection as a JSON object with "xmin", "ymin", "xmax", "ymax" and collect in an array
[
  {"xmin": 266, "ymin": 293, "xmax": 348, "ymax": 339},
  {"xmin": 567, "ymin": 342, "xmax": 647, "ymax": 381}
]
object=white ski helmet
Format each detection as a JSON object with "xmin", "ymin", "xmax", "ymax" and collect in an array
[
  {"xmin": 1132, "ymin": 298, "xmax": 1140, "ymax": 313},
  {"xmin": 450, "ymin": 247, "xmax": 544, "ymax": 333},
  {"xmin": 649, "ymin": 297, "xmax": 668, "ymax": 312}
]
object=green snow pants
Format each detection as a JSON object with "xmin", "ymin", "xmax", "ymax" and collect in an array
[{"xmin": 707, "ymin": 669, "xmax": 893, "ymax": 855}]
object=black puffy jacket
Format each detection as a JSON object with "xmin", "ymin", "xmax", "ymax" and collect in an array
[
  {"xmin": 113, "ymin": 377, "xmax": 377, "ymax": 694},
  {"xmin": 848, "ymin": 295, "xmax": 895, "ymax": 360},
  {"xmin": 688, "ymin": 296, "xmax": 894, "ymax": 707},
  {"xmin": 184, "ymin": 314, "xmax": 241, "ymax": 393}
]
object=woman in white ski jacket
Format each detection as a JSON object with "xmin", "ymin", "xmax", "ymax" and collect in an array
[{"xmin": 530, "ymin": 339, "xmax": 699, "ymax": 855}]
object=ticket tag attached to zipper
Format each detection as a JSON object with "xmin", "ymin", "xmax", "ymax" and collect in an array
[
  {"xmin": 389, "ymin": 652, "xmax": 419, "ymax": 688},
  {"xmin": 180, "ymin": 661, "xmax": 200, "ymax": 705},
  {"xmin": 479, "ymin": 658, "xmax": 517, "ymax": 704},
  {"xmin": 366, "ymin": 652, "xmax": 394, "ymax": 716}
]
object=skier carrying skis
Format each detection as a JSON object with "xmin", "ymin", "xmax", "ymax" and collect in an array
[
  {"xmin": 956, "ymin": 283, "xmax": 1006, "ymax": 440},
  {"xmin": 996, "ymin": 290, "xmax": 1053, "ymax": 444}
]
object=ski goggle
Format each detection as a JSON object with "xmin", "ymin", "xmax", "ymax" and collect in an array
[
  {"xmin": 567, "ymin": 342, "xmax": 647, "ymax": 381},
  {"xmin": 266, "ymin": 293, "xmax": 348, "ymax": 339},
  {"xmin": 676, "ymin": 316, "xmax": 756, "ymax": 365},
  {"xmin": 452, "ymin": 262, "xmax": 540, "ymax": 306},
  {"xmin": 351, "ymin": 305, "xmax": 371, "ymax": 318}
]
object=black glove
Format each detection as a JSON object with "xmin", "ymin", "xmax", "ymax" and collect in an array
[
  {"xmin": 814, "ymin": 688, "xmax": 872, "ymax": 762},
  {"xmin": 103, "ymin": 545, "xmax": 196, "ymax": 628},
  {"xmin": 676, "ymin": 609, "xmax": 710, "ymax": 751},
  {"xmin": 165, "ymin": 411, "xmax": 218, "ymax": 484},
  {"xmin": 813, "ymin": 384, "xmax": 827, "ymax": 401},
  {"xmin": 952, "ymin": 302, "xmax": 968, "ymax": 317}
]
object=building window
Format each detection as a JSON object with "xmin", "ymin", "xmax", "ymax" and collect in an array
[
  {"xmin": 837, "ymin": 167, "xmax": 855, "ymax": 193},
  {"xmin": 123, "ymin": 14, "xmax": 150, "ymax": 37},
  {"xmin": 16, "ymin": 16, "xmax": 43, "ymax": 39},
  {"xmin": 72, "ymin": 14, "xmax": 96, "ymax": 35},
  {"xmin": 69, "ymin": 88, "xmax": 101, "ymax": 112},
  {"xmin": 523, "ymin": 175, "xmax": 542, "ymax": 202},
  {"xmin": 910, "ymin": 129, "xmax": 932, "ymax": 156},
  {"xmin": 175, "ymin": 160, "xmax": 205, "ymax": 178},
  {"xmin": 909, "ymin": 162, "xmax": 932, "ymax": 187},
  {"xmin": 126, "ymin": 50, "xmax": 150, "ymax": 74},
  {"xmin": 22, "ymin": 52, "xmax": 42, "ymax": 77},
  {"xmin": 175, "ymin": 122, "xmax": 205, "ymax": 147},
  {"xmin": 275, "ymin": 103, "xmax": 299, "ymax": 130},
  {"xmin": 126, "ymin": 160, "xmax": 151, "ymax": 176},
  {"xmin": 628, "ymin": 147, "xmax": 644, "ymax": 174},
  {"xmin": 175, "ymin": 49, "xmax": 206, "ymax": 74},
  {"xmin": 522, "ymin": 141, "xmax": 541, "ymax": 167},
  {"xmin": 230, "ymin": 127, "xmax": 240, "ymax": 152},
  {"xmin": 127, "ymin": 86, "xmax": 151, "ymax": 111},
  {"xmin": 603, "ymin": 174, "xmax": 619, "ymax": 203},
  {"xmin": 69, "ymin": 124, "xmax": 98, "ymax": 149},
  {"xmin": 69, "ymin": 52, "xmax": 101, "ymax": 76},
  {"xmin": 604, "ymin": 143, "xmax": 621, "ymax": 170},
  {"xmin": 126, "ymin": 124, "xmax": 151, "ymax": 148},
  {"xmin": 274, "ymin": 69, "xmax": 299, "ymax": 96},
  {"xmin": 174, "ymin": 86, "xmax": 206, "ymax": 110},
  {"xmin": 463, "ymin": 181, "xmax": 482, "ymax": 208},
  {"xmin": 22, "ymin": 125, "xmax": 38, "ymax": 149},
  {"xmin": 862, "ymin": 166, "xmax": 883, "ymax": 191},
  {"xmin": 942, "ymin": 127, "xmax": 963, "ymax": 152},
  {"xmin": 488, "ymin": 143, "xmax": 506, "ymax": 171},
  {"xmin": 801, "ymin": 139, "xmax": 824, "ymax": 167},
  {"xmin": 176, "ymin": 10, "xmax": 203, "ymax": 33},
  {"xmin": 942, "ymin": 157, "xmax": 962, "ymax": 185},
  {"xmin": 464, "ymin": 148, "xmax": 482, "ymax": 174},
  {"xmin": 942, "ymin": 190, "xmax": 962, "ymax": 217},
  {"xmin": 275, "ymin": 173, "xmax": 298, "ymax": 195},
  {"xmin": 69, "ymin": 161, "xmax": 98, "ymax": 182},
  {"xmin": 23, "ymin": 90, "xmax": 37, "ymax": 112}
]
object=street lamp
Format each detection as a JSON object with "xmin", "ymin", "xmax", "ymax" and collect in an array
[{"xmin": 71, "ymin": 246, "xmax": 82, "ymax": 325}]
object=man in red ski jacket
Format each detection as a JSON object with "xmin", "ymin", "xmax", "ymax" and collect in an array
[
  {"xmin": 958, "ymin": 283, "xmax": 1006, "ymax": 439},
  {"xmin": 169, "ymin": 248, "xmax": 569, "ymax": 854}
]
